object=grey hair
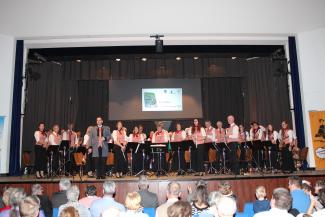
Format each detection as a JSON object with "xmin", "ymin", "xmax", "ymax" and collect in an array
[
  {"xmin": 272, "ymin": 187, "xmax": 292, "ymax": 211},
  {"xmin": 208, "ymin": 191, "xmax": 222, "ymax": 207},
  {"xmin": 59, "ymin": 178, "xmax": 71, "ymax": 191},
  {"xmin": 9, "ymin": 188, "xmax": 26, "ymax": 206},
  {"xmin": 103, "ymin": 181, "xmax": 116, "ymax": 195},
  {"xmin": 138, "ymin": 175, "xmax": 149, "ymax": 190},
  {"xmin": 66, "ymin": 185, "xmax": 80, "ymax": 202},
  {"xmin": 31, "ymin": 184, "xmax": 43, "ymax": 196},
  {"xmin": 167, "ymin": 181, "xmax": 181, "ymax": 197},
  {"xmin": 217, "ymin": 196, "xmax": 237, "ymax": 216}
]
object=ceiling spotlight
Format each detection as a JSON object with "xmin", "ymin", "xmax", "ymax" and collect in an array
[
  {"xmin": 232, "ymin": 57, "xmax": 237, "ymax": 60},
  {"xmin": 193, "ymin": 56, "xmax": 199, "ymax": 60},
  {"xmin": 76, "ymin": 59, "xmax": 82, "ymax": 63},
  {"xmin": 176, "ymin": 57, "xmax": 182, "ymax": 61},
  {"xmin": 141, "ymin": 57, "xmax": 147, "ymax": 62},
  {"xmin": 115, "ymin": 58, "xmax": 121, "ymax": 62},
  {"xmin": 150, "ymin": 34, "xmax": 164, "ymax": 53}
]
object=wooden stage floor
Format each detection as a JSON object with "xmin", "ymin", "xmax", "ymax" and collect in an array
[{"xmin": 1, "ymin": 170, "xmax": 324, "ymax": 211}]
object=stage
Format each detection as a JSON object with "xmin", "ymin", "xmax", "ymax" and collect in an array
[{"xmin": 1, "ymin": 170, "xmax": 324, "ymax": 211}]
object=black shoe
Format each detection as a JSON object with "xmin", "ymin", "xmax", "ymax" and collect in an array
[{"xmin": 96, "ymin": 176, "xmax": 101, "ymax": 180}]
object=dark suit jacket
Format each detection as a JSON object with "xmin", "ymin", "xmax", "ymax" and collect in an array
[
  {"xmin": 138, "ymin": 189, "xmax": 159, "ymax": 208},
  {"xmin": 38, "ymin": 195, "xmax": 53, "ymax": 217},
  {"xmin": 51, "ymin": 191, "xmax": 68, "ymax": 208},
  {"xmin": 90, "ymin": 126, "xmax": 111, "ymax": 157}
]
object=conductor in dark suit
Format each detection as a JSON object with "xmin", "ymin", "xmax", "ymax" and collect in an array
[
  {"xmin": 90, "ymin": 116, "xmax": 111, "ymax": 179},
  {"xmin": 137, "ymin": 175, "xmax": 159, "ymax": 208}
]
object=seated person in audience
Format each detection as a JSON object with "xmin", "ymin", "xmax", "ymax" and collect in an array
[
  {"xmin": 288, "ymin": 176, "xmax": 311, "ymax": 213},
  {"xmin": 187, "ymin": 180, "xmax": 207, "ymax": 203},
  {"xmin": 190, "ymin": 185, "xmax": 209, "ymax": 216},
  {"xmin": 0, "ymin": 188, "xmax": 14, "ymax": 213},
  {"xmin": 19, "ymin": 196, "xmax": 41, "ymax": 217},
  {"xmin": 31, "ymin": 184, "xmax": 52, "ymax": 217},
  {"xmin": 90, "ymin": 181, "xmax": 125, "ymax": 217},
  {"xmin": 302, "ymin": 183, "xmax": 313, "ymax": 196},
  {"xmin": 58, "ymin": 186, "xmax": 90, "ymax": 217},
  {"xmin": 253, "ymin": 186, "xmax": 270, "ymax": 213},
  {"xmin": 218, "ymin": 181, "xmax": 236, "ymax": 200},
  {"xmin": 52, "ymin": 179, "xmax": 71, "ymax": 208},
  {"xmin": 254, "ymin": 187, "xmax": 293, "ymax": 217},
  {"xmin": 78, "ymin": 185, "xmax": 100, "ymax": 209},
  {"xmin": 120, "ymin": 192, "xmax": 148, "ymax": 217},
  {"xmin": 101, "ymin": 208, "xmax": 120, "ymax": 217},
  {"xmin": 156, "ymin": 182, "xmax": 181, "ymax": 217},
  {"xmin": 0, "ymin": 188, "xmax": 26, "ymax": 217},
  {"xmin": 199, "ymin": 191, "xmax": 222, "ymax": 217},
  {"xmin": 59, "ymin": 207, "xmax": 80, "ymax": 217},
  {"xmin": 314, "ymin": 180, "xmax": 325, "ymax": 211},
  {"xmin": 216, "ymin": 197, "xmax": 237, "ymax": 217},
  {"xmin": 305, "ymin": 188, "xmax": 325, "ymax": 217},
  {"xmin": 137, "ymin": 175, "xmax": 158, "ymax": 208},
  {"xmin": 167, "ymin": 201, "xmax": 192, "ymax": 217}
]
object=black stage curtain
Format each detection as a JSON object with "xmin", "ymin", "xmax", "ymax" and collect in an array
[{"xmin": 22, "ymin": 57, "xmax": 292, "ymax": 153}]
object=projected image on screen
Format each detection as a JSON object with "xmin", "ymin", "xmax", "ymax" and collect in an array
[{"xmin": 142, "ymin": 88, "xmax": 182, "ymax": 111}]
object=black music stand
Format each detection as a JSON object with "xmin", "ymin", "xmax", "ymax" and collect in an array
[
  {"xmin": 217, "ymin": 142, "xmax": 231, "ymax": 174},
  {"xmin": 150, "ymin": 144, "xmax": 168, "ymax": 177},
  {"xmin": 47, "ymin": 145, "xmax": 60, "ymax": 178},
  {"xmin": 183, "ymin": 140, "xmax": 196, "ymax": 174},
  {"xmin": 170, "ymin": 142, "xmax": 186, "ymax": 175},
  {"xmin": 206, "ymin": 142, "xmax": 218, "ymax": 174},
  {"xmin": 59, "ymin": 141, "xmax": 73, "ymax": 177},
  {"xmin": 132, "ymin": 142, "xmax": 148, "ymax": 176}
]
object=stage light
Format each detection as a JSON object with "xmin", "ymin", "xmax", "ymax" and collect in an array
[
  {"xmin": 76, "ymin": 59, "xmax": 82, "ymax": 63},
  {"xmin": 193, "ymin": 57, "xmax": 199, "ymax": 60},
  {"xmin": 141, "ymin": 57, "xmax": 147, "ymax": 62},
  {"xmin": 150, "ymin": 34, "xmax": 164, "ymax": 53},
  {"xmin": 115, "ymin": 58, "xmax": 121, "ymax": 62},
  {"xmin": 232, "ymin": 57, "xmax": 237, "ymax": 60},
  {"xmin": 176, "ymin": 57, "xmax": 182, "ymax": 61}
]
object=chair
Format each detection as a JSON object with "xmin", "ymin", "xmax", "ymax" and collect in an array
[
  {"xmin": 207, "ymin": 148, "xmax": 217, "ymax": 174},
  {"xmin": 22, "ymin": 151, "xmax": 32, "ymax": 176},
  {"xmin": 243, "ymin": 202, "xmax": 254, "ymax": 217},
  {"xmin": 106, "ymin": 149, "xmax": 115, "ymax": 176},
  {"xmin": 73, "ymin": 152, "xmax": 85, "ymax": 180},
  {"xmin": 52, "ymin": 208, "xmax": 59, "ymax": 217},
  {"xmin": 143, "ymin": 207, "xmax": 156, "ymax": 217}
]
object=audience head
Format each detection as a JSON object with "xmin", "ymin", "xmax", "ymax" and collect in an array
[
  {"xmin": 103, "ymin": 181, "xmax": 116, "ymax": 196},
  {"xmin": 125, "ymin": 192, "xmax": 142, "ymax": 211},
  {"xmin": 255, "ymin": 186, "xmax": 267, "ymax": 200},
  {"xmin": 218, "ymin": 181, "xmax": 232, "ymax": 196},
  {"xmin": 9, "ymin": 188, "xmax": 26, "ymax": 207},
  {"xmin": 59, "ymin": 206, "xmax": 80, "ymax": 217},
  {"xmin": 85, "ymin": 185, "xmax": 97, "ymax": 197},
  {"xmin": 167, "ymin": 181, "xmax": 181, "ymax": 199},
  {"xmin": 193, "ymin": 185, "xmax": 208, "ymax": 206},
  {"xmin": 138, "ymin": 175, "xmax": 149, "ymax": 190},
  {"xmin": 271, "ymin": 187, "xmax": 292, "ymax": 211},
  {"xmin": 59, "ymin": 178, "xmax": 71, "ymax": 191},
  {"xmin": 208, "ymin": 191, "xmax": 222, "ymax": 207},
  {"xmin": 318, "ymin": 188, "xmax": 325, "ymax": 207},
  {"xmin": 301, "ymin": 183, "xmax": 313, "ymax": 195},
  {"xmin": 66, "ymin": 185, "xmax": 80, "ymax": 202},
  {"xmin": 288, "ymin": 176, "xmax": 302, "ymax": 191},
  {"xmin": 315, "ymin": 180, "xmax": 325, "ymax": 194},
  {"xmin": 31, "ymin": 184, "xmax": 43, "ymax": 196},
  {"xmin": 19, "ymin": 195, "xmax": 40, "ymax": 217},
  {"xmin": 195, "ymin": 179, "xmax": 207, "ymax": 188},
  {"xmin": 101, "ymin": 207, "xmax": 120, "ymax": 217},
  {"xmin": 216, "ymin": 196, "xmax": 237, "ymax": 217},
  {"xmin": 167, "ymin": 201, "xmax": 192, "ymax": 217},
  {"xmin": 2, "ymin": 187, "xmax": 14, "ymax": 206}
]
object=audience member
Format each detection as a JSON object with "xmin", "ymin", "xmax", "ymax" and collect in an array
[
  {"xmin": 52, "ymin": 179, "xmax": 71, "ymax": 208},
  {"xmin": 187, "ymin": 180, "xmax": 207, "ymax": 203},
  {"xmin": 302, "ymin": 183, "xmax": 313, "ymax": 196},
  {"xmin": 254, "ymin": 187, "xmax": 293, "ymax": 217},
  {"xmin": 31, "ymin": 184, "xmax": 52, "ymax": 217},
  {"xmin": 199, "ymin": 191, "xmax": 221, "ymax": 217},
  {"xmin": 90, "ymin": 181, "xmax": 125, "ymax": 217},
  {"xmin": 288, "ymin": 176, "xmax": 310, "ymax": 213},
  {"xmin": 19, "ymin": 196, "xmax": 40, "ymax": 217},
  {"xmin": 191, "ymin": 185, "xmax": 209, "ymax": 216},
  {"xmin": 156, "ymin": 181, "xmax": 181, "ymax": 217},
  {"xmin": 59, "ymin": 207, "xmax": 80, "ymax": 217},
  {"xmin": 218, "ymin": 181, "xmax": 236, "ymax": 200},
  {"xmin": 78, "ymin": 185, "xmax": 99, "ymax": 209},
  {"xmin": 314, "ymin": 180, "xmax": 325, "ymax": 211},
  {"xmin": 120, "ymin": 192, "xmax": 148, "ymax": 217},
  {"xmin": 137, "ymin": 175, "xmax": 158, "ymax": 208},
  {"xmin": 101, "ymin": 207, "xmax": 120, "ymax": 217},
  {"xmin": 0, "ymin": 188, "xmax": 14, "ymax": 213},
  {"xmin": 305, "ymin": 188, "xmax": 325, "ymax": 217},
  {"xmin": 253, "ymin": 186, "xmax": 270, "ymax": 213},
  {"xmin": 58, "ymin": 186, "xmax": 90, "ymax": 217},
  {"xmin": 167, "ymin": 201, "xmax": 192, "ymax": 217},
  {"xmin": 0, "ymin": 188, "xmax": 26, "ymax": 217},
  {"xmin": 216, "ymin": 197, "xmax": 237, "ymax": 217}
]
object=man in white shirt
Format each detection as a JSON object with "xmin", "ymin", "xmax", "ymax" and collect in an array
[
  {"xmin": 254, "ymin": 187, "xmax": 294, "ymax": 217},
  {"xmin": 156, "ymin": 181, "xmax": 181, "ymax": 217},
  {"xmin": 225, "ymin": 115, "xmax": 240, "ymax": 175}
]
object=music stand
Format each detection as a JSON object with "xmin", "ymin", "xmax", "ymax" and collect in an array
[
  {"xmin": 206, "ymin": 142, "xmax": 218, "ymax": 174},
  {"xmin": 183, "ymin": 140, "xmax": 196, "ymax": 174},
  {"xmin": 59, "ymin": 141, "xmax": 73, "ymax": 177},
  {"xmin": 170, "ymin": 142, "xmax": 186, "ymax": 175},
  {"xmin": 133, "ymin": 142, "xmax": 148, "ymax": 176},
  {"xmin": 47, "ymin": 145, "xmax": 60, "ymax": 178},
  {"xmin": 150, "ymin": 144, "xmax": 167, "ymax": 177},
  {"xmin": 217, "ymin": 142, "xmax": 231, "ymax": 174}
]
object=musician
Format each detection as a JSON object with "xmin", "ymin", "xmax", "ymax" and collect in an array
[
  {"xmin": 89, "ymin": 117, "xmax": 111, "ymax": 179},
  {"xmin": 152, "ymin": 122, "xmax": 169, "ymax": 143},
  {"xmin": 34, "ymin": 122, "xmax": 48, "ymax": 178},
  {"xmin": 278, "ymin": 121, "xmax": 295, "ymax": 173},
  {"xmin": 112, "ymin": 121, "xmax": 128, "ymax": 178},
  {"xmin": 129, "ymin": 126, "xmax": 146, "ymax": 173},
  {"xmin": 83, "ymin": 126, "xmax": 94, "ymax": 177},
  {"xmin": 189, "ymin": 118, "xmax": 206, "ymax": 176},
  {"xmin": 170, "ymin": 123, "xmax": 186, "ymax": 171},
  {"xmin": 129, "ymin": 126, "xmax": 146, "ymax": 143},
  {"xmin": 62, "ymin": 123, "xmax": 78, "ymax": 148},
  {"xmin": 265, "ymin": 124, "xmax": 278, "ymax": 169},
  {"xmin": 138, "ymin": 125, "xmax": 147, "ymax": 141},
  {"xmin": 225, "ymin": 115, "xmax": 239, "ymax": 175},
  {"xmin": 238, "ymin": 124, "xmax": 249, "ymax": 172},
  {"xmin": 249, "ymin": 122, "xmax": 265, "ymax": 169},
  {"xmin": 48, "ymin": 124, "xmax": 62, "ymax": 173},
  {"xmin": 215, "ymin": 121, "xmax": 226, "ymax": 144}
]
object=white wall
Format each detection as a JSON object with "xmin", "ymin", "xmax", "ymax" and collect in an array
[
  {"xmin": 297, "ymin": 27, "xmax": 325, "ymax": 167},
  {"xmin": 0, "ymin": 34, "xmax": 15, "ymax": 173}
]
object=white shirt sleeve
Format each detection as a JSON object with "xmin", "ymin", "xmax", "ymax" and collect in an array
[
  {"xmin": 83, "ymin": 134, "xmax": 89, "ymax": 146},
  {"xmin": 34, "ymin": 131, "xmax": 40, "ymax": 143},
  {"xmin": 111, "ymin": 130, "xmax": 117, "ymax": 142},
  {"xmin": 258, "ymin": 129, "xmax": 263, "ymax": 140},
  {"xmin": 201, "ymin": 127, "xmax": 206, "ymax": 137},
  {"xmin": 49, "ymin": 134, "xmax": 55, "ymax": 145},
  {"xmin": 288, "ymin": 130, "xmax": 294, "ymax": 143},
  {"xmin": 229, "ymin": 125, "xmax": 239, "ymax": 139},
  {"xmin": 182, "ymin": 131, "xmax": 186, "ymax": 140},
  {"xmin": 273, "ymin": 131, "xmax": 278, "ymax": 141}
]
